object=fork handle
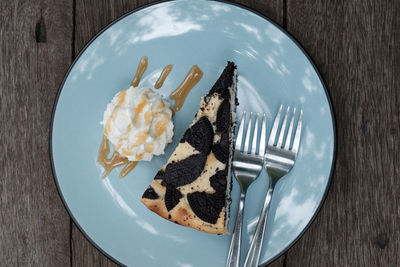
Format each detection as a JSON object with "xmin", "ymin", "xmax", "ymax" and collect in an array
[
  {"xmin": 226, "ymin": 192, "xmax": 246, "ymax": 267},
  {"xmin": 244, "ymin": 186, "xmax": 274, "ymax": 267}
]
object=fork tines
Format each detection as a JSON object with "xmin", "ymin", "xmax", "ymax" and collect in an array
[
  {"xmin": 268, "ymin": 104, "xmax": 303, "ymax": 153},
  {"xmin": 235, "ymin": 112, "xmax": 267, "ymax": 157}
]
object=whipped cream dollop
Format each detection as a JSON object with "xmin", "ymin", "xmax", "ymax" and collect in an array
[{"xmin": 101, "ymin": 86, "xmax": 174, "ymax": 161}]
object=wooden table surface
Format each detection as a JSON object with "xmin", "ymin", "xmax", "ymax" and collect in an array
[{"xmin": 1, "ymin": 0, "xmax": 399, "ymax": 266}]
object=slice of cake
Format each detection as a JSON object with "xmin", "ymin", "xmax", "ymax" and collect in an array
[{"xmin": 141, "ymin": 62, "xmax": 238, "ymax": 234}]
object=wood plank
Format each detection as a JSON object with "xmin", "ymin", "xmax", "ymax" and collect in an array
[
  {"xmin": 284, "ymin": 0, "xmax": 400, "ymax": 266},
  {"xmin": 72, "ymin": 0, "xmax": 285, "ymax": 266},
  {"xmin": 232, "ymin": 0, "xmax": 284, "ymax": 26},
  {"xmin": 72, "ymin": 225, "xmax": 119, "ymax": 267},
  {"xmin": 0, "ymin": 0, "xmax": 73, "ymax": 266}
]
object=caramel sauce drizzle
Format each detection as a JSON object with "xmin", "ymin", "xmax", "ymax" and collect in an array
[
  {"xmin": 169, "ymin": 65, "xmax": 203, "ymax": 112},
  {"xmin": 104, "ymin": 90, "xmax": 127, "ymax": 136},
  {"xmin": 154, "ymin": 64, "xmax": 173, "ymax": 89},
  {"xmin": 99, "ymin": 57, "xmax": 203, "ymax": 178},
  {"xmin": 131, "ymin": 56, "xmax": 148, "ymax": 87},
  {"xmin": 120, "ymin": 161, "xmax": 138, "ymax": 178},
  {"xmin": 98, "ymin": 135, "xmax": 136, "ymax": 178}
]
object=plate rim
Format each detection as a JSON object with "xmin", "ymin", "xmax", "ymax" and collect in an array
[{"xmin": 49, "ymin": 0, "xmax": 337, "ymax": 266}]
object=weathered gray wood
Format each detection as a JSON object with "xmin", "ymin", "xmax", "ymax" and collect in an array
[
  {"xmin": 8, "ymin": 0, "xmax": 398, "ymax": 266},
  {"xmin": 71, "ymin": 225, "xmax": 118, "ymax": 267},
  {"xmin": 0, "ymin": 0, "xmax": 73, "ymax": 266},
  {"xmin": 284, "ymin": 0, "xmax": 400, "ymax": 266},
  {"xmin": 232, "ymin": 0, "xmax": 284, "ymax": 26}
]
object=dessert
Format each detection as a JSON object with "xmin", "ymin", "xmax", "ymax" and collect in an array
[
  {"xmin": 101, "ymin": 86, "xmax": 174, "ymax": 162},
  {"xmin": 98, "ymin": 56, "xmax": 204, "ymax": 178},
  {"xmin": 141, "ymin": 62, "xmax": 238, "ymax": 234}
]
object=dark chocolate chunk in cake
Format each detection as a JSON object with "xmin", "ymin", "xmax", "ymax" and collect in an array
[
  {"xmin": 209, "ymin": 170, "xmax": 228, "ymax": 193},
  {"xmin": 165, "ymin": 186, "xmax": 183, "ymax": 211},
  {"xmin": 216, "ymin": 99, "xmax": 231, "ymax": 133},
  {"xmin": 154, "ymin": 170, "xmax": 165, "ymax": 180},
  {"xmin": 162, "ymin": 153, "xmax": 207, "ymax": 187},
  {"xmin": 142, "ymin": 186, "xmax": 159, "ymax": 200},
  {"xmin": 181, "ymin": 116, "xmax": 214, "ymax": 154},
  {"xmin": 212, "ymin": 133, "xmax": 230, "ymax": 164},
  {"xmin": 208, "ymin": 61, "xmax": 236, "ymax": 100},
  {"xmin": 187, "ymin": 191, "xmax": 226, "ymax": 224}
]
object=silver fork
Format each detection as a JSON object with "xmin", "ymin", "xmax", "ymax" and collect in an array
[
  {"xmin": 226, "ymin": 112, "xmax": 267, "ymax": 267},
  {"xmin": 244, "ymin": 105, "xmax": 303, "ymax": 267}
]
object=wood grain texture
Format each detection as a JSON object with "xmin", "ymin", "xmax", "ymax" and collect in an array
[
  {"xmin": 0, "ymin": 0, "xmax": 73, "ymax": 266},
  {"xmin": 5, "ymin": 0, "xmax": 397, "ymax": 266},
  {"xmin": 284, "ymin": 0, "xmax": 400, "ymax": 266},
  {"xmin": 232, "ymin": 0, "xmax": 284, "ymax": 26},
  {"xmin": 71, "ymin": 225, "xmax": 119, "ymax": 267}
]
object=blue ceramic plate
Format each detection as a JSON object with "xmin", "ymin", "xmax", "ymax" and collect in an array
[{"xmin": 51, "ymin": 0, "xmax": 336, "ymax": 266}]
